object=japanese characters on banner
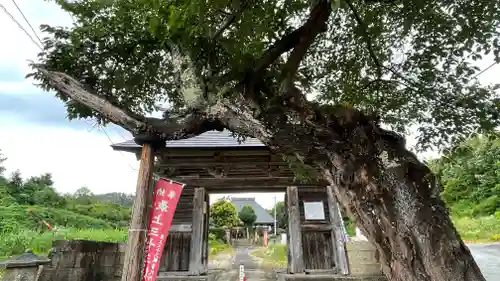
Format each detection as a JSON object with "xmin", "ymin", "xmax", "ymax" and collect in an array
[{"xmin": 141, "ymin": 178, "xmax": 184, "ymax": 281}]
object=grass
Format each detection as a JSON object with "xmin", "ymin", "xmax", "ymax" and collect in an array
[
  {"xmin": 0, "ymin": 228, "xmax": 233, "ymax": 261},
  {"xmin": 208, "ymin": 240, "xmax": 234, "ymax": 257},
  {"xmin": 0, "ymin": 228, "xmax": 127, "ymax": 260},
  {"xmin": 452, "ymin": 215, "xmax": 500, "ymax": 243},
  {"xmin": 251, "ymin": 244, "xmax": 287, "ymax": 268}
]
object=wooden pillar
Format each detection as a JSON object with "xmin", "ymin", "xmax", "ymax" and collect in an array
[
  {"xmin": 121, "ymin": 142, "xmax": 156, "ymax": 281},
  {"xmin": 286, "ymin": 186, "xmax": 304, "ymax": 273},
  {"xmin": 201, "ymin": 192, "xmax": 210, "ymax": 273},
  {"xmin": 189, "ymin": 187, "xmax": 206, "ymax": 275},
  {"xmin": 326, "ymin": 185, "xmax": 349, "ymax": 275}
]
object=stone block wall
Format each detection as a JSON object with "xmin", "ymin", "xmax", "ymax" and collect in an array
[{"xmin": 38, "ymin": 240, "xmax": 125, "ymax": 281}]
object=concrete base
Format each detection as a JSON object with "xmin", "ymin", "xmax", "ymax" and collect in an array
[{"xmin": 277, "ymin": 274, "xmax": 386, "ymax": 281}]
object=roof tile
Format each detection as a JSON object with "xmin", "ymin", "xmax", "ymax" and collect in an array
[{"xmin": 111, "ymin": 130, "xmax": 265, "ymax": 150}]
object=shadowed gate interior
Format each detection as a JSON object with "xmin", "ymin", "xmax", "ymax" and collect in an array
[{"xmin": 112, "ymin": 130, "xmax": 349, "ymax": 280}]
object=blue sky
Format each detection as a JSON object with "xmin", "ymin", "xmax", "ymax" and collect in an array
[{"xmin": 0, "ymin": 0, "xmax": 498, "ymax": 209}]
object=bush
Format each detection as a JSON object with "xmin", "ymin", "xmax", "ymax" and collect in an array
[{"xmin": 208, "ymin": 228, "xmax": 226, "ymax": 241}]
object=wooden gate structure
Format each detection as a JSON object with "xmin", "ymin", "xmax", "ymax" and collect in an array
[{"xmin": 112, "ymin": 130, "xmax": 350, "ymax": 281}]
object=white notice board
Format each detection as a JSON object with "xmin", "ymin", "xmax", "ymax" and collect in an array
[{"xmin": 303, "ymin": 201, "xmax": 325, "ymax": 220}]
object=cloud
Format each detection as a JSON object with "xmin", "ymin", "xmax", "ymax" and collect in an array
[
  {"xmin": 0, "ymin": 1, "xmax": 139, "ymax": 196},
  {"xmin": 0, "ymin": 116, "xmax": 138, "ymax": 195},
  {"xmin": 0, "ymin": 89, "xmax": 94, "ymax": 131}
]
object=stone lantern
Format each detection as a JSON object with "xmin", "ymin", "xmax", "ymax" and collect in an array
[{"xmin": 0, "ymin": 249, "xmax": 51, "ymax": 281}]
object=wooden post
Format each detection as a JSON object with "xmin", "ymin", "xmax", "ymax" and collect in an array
[
  {"xmin": 121, "ymin": 143, "xmax": 155, "ymax": 281},
  {"xmin": 202, "ymin": 192, "xmax": 210, "ymax": 273},
  {"xmin": 189, "ymin": 187, "xmax": 206, "ymax": 275},
  {"xmin": 326, "ymin": 185, "xmax": 349, "ymax": 275},
  {"xmin": 286, "ymin": 186, "xmax": 304, "ymax": 273}
]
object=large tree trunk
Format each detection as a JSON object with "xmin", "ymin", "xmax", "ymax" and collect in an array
[
  {"xmin": 261, "ymin": 106, "xmax": 485, "ymax": 281},
  {"xmin": 322, "ymin": 149, "xmax": 484, "ymax": 281},
  {"xmin": 277, "ymin": 116, "xmax": 485, "ymax": 281}
]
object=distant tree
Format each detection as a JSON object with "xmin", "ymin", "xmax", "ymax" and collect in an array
[
  {"xmin": 239, "ymin": 205, "xmax": 257, "ymax": 239},
  {"xmin": 209, "ymin": 199, "xmax": 239, "ymax": 228},
  {"xmin": 269, "ymin": 201, "xmax": 287, "ymax": 230},
  {"xmin": 32, "ymin": 187, "xmax": 66, "ymax": 207},
  {"xmin": 239, "ymin": 205, "xmax": 257, "ymax": 226},
  {"xmin": 25, "ymin": 173, "xmax": 54, "ymax": 187},
  {"xmin": 7, "ymin": 170, "xmax": 23, "ymax": 200},
  {"xmin": 0, "ymin": 149, "xmax": 6, "ymax": 176},
  {"xmin": 8, "ymin": 170, "xmax": 23, "ymax": 189},
  {"xmin": 74, "ymin": 186, "xmax": 94, "ymax": 204}
]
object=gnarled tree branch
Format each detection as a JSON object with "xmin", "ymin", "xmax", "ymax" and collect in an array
[
  {"xmin": 254, "ymin": 0, "xmax": 332, "ymax": 76},
  {"xmin": 36, "ymin": 67, "xmax": 274, "ymax": 143},
  {"xmin": 213, "ymin": 0, "xmax": 251, "ymax": 39},
  {"xmin": 281, "ymin": 0, "xmax": 332, "ymax": 91},
  {"xmin": 37, "ymin": 68, "xmax": 226, "ymax": 140}
]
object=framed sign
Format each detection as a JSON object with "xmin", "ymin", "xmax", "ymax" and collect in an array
[{"xmin": 303, "ymin": 201, "xmax": 325, "ymax": 220}]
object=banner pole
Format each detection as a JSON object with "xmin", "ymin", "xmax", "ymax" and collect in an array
[{"xmin": 121, "ymin": 142, "xmax": 156, "ymax": 281}]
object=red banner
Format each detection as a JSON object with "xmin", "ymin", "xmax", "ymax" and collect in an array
[{"xmin": 141, "ymin": 178, "xmax": 184, "ymax": 281}]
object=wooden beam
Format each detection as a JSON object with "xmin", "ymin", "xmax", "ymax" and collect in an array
[
  {"xmin": 157, "ymin": 161, "xmax": 287, "ymax": 167},
  {"xmin": 326, "ymin": 185, "xmax": 349, "ymax": 275},
  {"xmin": 206, "ymin": 186, "xmax": 325, "ymax": 193},
  {"xmin": 301, "ymin": 224, "xmax": 332, "ymax": 232},
  {"xmin": 189, "ymin": 187, "xmax": 206, "ymax": 275},
  {"xmin": 286, "ymin": 186, "xmax": 305, "ymax": 274},
  {"xmin": 170, "ymin": 176, "xmax": 328, "ymax": 187},
  {"xmin": 121, "ymin": 143, "xmax": 155, "ymax": 281},
  {"xmin": 157, "ymin": 149, "xmax": 272, "ymax": 157},
  {"xmin": 170, "ymin": 224, "xmax": 192, "ymax": 232}
]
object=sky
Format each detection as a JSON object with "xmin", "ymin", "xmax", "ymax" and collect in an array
[{"xmin": 0, "ymin": 1, "xmax": 498, "ymax": 210}]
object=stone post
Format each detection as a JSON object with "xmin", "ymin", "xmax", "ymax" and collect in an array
[{"xmin": 345, "ymin": 241, "xmax": 384, "ymax": 277}]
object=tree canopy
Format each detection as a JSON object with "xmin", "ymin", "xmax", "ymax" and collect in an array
[
  {"xmin": 269, "ymin": 201, "xmax": 287, "ymax": 230},
  {"xmin": 238, "ymin": 205, "xmax": 257, "ymax": 226},
  {"xmin": 209, "ymin": 199, "xmax": 240, "ymax": 228},
  {"xmin": 31, "ymin": 0, "xmax": 500, "ymax": 151}
]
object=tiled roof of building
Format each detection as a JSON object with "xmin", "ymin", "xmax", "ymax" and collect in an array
[
  {"xmin": 111, "ymin": 130, "xmax": 265, "ymax": 150},
  {"xmin": 231, "ymin": 197, "xmax": 274, "ymax": 224}
]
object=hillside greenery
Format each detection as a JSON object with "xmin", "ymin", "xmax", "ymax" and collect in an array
[{"xmin": 428, "ymin": 133, "xmax": 500, "ymax": 218}]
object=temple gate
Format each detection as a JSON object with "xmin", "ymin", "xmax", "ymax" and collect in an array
[{"xmin": 112, "ymin": 130, "xmax": 382, "ymax": 281}]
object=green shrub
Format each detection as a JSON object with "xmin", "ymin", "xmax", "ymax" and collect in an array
[{"xmin": 208, "ymin": 228, "xmax": 226, "ymax": 241}]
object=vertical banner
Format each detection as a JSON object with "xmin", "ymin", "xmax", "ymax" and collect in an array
[{"xmin": 141, "ymin": 178, "xmax": 184, "ymax": 281}]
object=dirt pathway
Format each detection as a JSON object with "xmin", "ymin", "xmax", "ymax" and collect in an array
[{"xmin": 210, "ymin": 246, "xmax": 277, "ymax": 281}]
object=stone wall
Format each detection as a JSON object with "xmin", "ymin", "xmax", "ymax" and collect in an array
[{"xmin": 38, "ymin": 240, "xmax": 125, "ymax": 281}]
